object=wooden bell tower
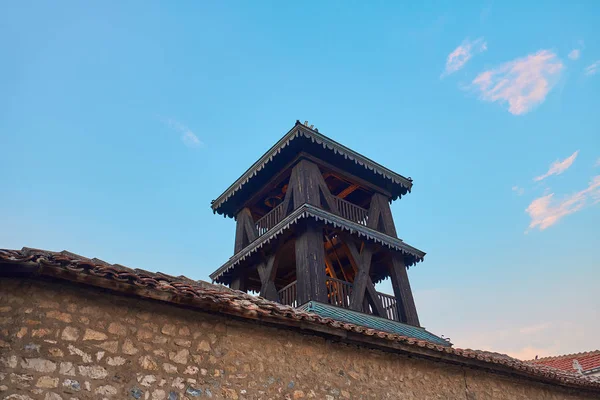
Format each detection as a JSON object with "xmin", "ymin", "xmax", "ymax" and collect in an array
[{"xmin": 210, "ymin": 121, "xmax": 426, "ymax": 327}]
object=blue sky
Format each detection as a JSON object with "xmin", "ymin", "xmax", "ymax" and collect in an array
[{"xmin": 1, "ymin": 1, "xmax": 599, "ymax": 359}]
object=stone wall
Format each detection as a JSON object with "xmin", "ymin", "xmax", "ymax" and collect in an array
[{"xmin": 0, "ymin": 278, "xmax": 596, "ymax": 400}]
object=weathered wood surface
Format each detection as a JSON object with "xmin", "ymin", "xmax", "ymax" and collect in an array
[
  {"xmin": 366, "ymin": 193, "xmax": 398, "ymax": 237},
  {"xmin": 234, "ymin": 208, "xmax": 259, "ymax": 253},
  {"xmin": 326, "ymin": 277, "xmax": 353, "ymax": 308},
  {"xmin": 257, "ymin": 253, "xmax": 278, "ymax": 301},
  {"xmin": 295, "ymin": 220, "xmax": 327, "ymax": 304},
  {"xmin": 282, "ymin": 159, "xmax": 339, "ymax": 215},
  {"xmin": 278, "ymin": 280, "xmax": 298, "ymax": 307},
  {"xmin": 389, "ymin": 256, "xmax": 420, "ymax": 326},
  {"xmin": 343, "ymin": 237, "xmax": 386, "ymax": 317},
  {"xmin": 230, "ymin": 267, "xmax": 247, "ymax": 292},
  {"xmin": 333, "ymin": 196, "xmax": 369, "ymax": 226},
  {"xmin": 256, "ymin": 203, "xmax": 285, "ymax": 236}
]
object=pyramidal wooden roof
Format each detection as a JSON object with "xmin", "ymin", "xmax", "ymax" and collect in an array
[{"xmin": 211, "ymin": 121, "xmax": 414, "ymax": 218}]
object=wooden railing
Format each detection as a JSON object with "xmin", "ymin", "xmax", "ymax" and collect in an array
[
  {"xmin": 326, "ymin": 277, "xmax": 353, "ymax": 308},
  {"xmin": 377, "ymin": 292, "xmax": 400, "ymax": 322},
  {"xmin": 333, "ymin": 197, "xmax": 369, "ymax": 226},
  {"xmin": 255, "ymin": 196, "xmax": 369, "ymax": 238},
  {"xmin": 278, "ymin": 278, "xmax": 398, "ymax": 321},
  {"xmin": 278, "ymin": 280, "xmax": 298, "ymax": 307},
  {"xmin": 256, "ymin": 203, "xmax": 285, "ymax": 236}
]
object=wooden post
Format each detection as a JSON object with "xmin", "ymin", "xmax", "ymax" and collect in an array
[
  {"xmin": 234, "ymin": 208, "xmax": 258, "ymax": 254},
  {"xmin": 343, "ymin": 236, "xmax": 386, "ymax": 317},
  {"xmin": 389, "ymin": 256, "xmax": 420, "ymax": 326},
  {"xmin": 281, "ymin": 159, "xmax": 338, "ymax": 216},
  {"xmin": 349, "ymin": 247, "xmax": 373, "ymax": 311},
  {"xmin": 367, "ymin": 193, "xmax": 398, "ymax": 237},
  {"xmin": 230, "ymin": 268, "xmax": 247, "ymax": 292},
  {"xmin": 257, "ymin": 254, "xmax": 279, "ymax": 301},
  {"xmin": 295, "ymin": 220, "xmax": 327, "ymax": 304}
]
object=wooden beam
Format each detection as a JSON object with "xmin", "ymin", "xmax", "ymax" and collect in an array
[
  {"xmin": 230, "ymin": 267, "xmax": 247, "ymax": 292},
  {"xmin": 337, "ymin": 183, "xmax": 360, "ymax": 199},
  {"xmin": 349, "ymin": 246, "xmax": 373, "ymax": 311},
  {"xmin": 367, "ymin": 193, "xmax": 397, "ymax": 237},
  {"xmin": 234, "ymin": 208, "xmax": 259, "ymax": 254},
  {"xmin": 324, "ymin": 255, "xmax": 338, "ymax": 280},
  {"xmin": 343, "ymin": 237, "xmax": 386, "ymax": 317},
  {"xmin": 241, "ymin": 154, "xmax": 307, "ymax": 218},
  {"xmin": 300, "ymin": 160, "xmax": 338, "ymax": 211},
  {"xmin": 295, "ymin": 220, "xmax": 327, "ymax": 304},
  {"xmin": 234, "ymin": 151, "xmax": 392, "ymax": 218},
  {"xmin": 257, "ymin": 254, "xmax": 278, "ymax": 301},
  {"xmin": 324, "ymin": 234, "xmax": 349, "ymax": 282},
  {"xmin": 389, "ymin": 256, "xmax": 420, "ymax": 326},
  {"xmin": 300, "ymin": 153, "xmax": 392, "ymax": 198}
]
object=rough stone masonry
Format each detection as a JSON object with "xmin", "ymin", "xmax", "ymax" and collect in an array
[{"xmin": 0, "ymin": 277, "xmax": 598, "ymax": 400}]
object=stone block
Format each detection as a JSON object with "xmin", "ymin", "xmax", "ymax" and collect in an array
[{"xmin": 83, "ymin": 329, "xmax": 108, "ymax": 341}]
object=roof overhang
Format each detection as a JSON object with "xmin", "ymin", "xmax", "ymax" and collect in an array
[
  {"xmin": 210, "ymin": 203, "xmax": 426, "ymax": 284},
  {"xmin": 299, "ymin": 301, "xmax": 451, "ymax": 347},
  {"xmin": 211, "ymin": 122, "xmax": 414, "ymax": 218}
]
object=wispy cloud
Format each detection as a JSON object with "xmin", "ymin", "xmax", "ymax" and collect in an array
[
  {"xmin": 512, "ymin": 186, "xmax": 525, "ymax": 196},
  {"xmin": 442, "ymin": 37, "xmax": 487, "ymax": 77},
  {"xmin": 585, "ymin": 60, "xmax": 600, "ymax": 76},
  {"xmin": 519, "ymin": 322, "xmax": 551, "ymax": 335},
  {"xmin": 162, "ymin": 118, "xmax": 204, "ymax": 148},
  {"xmin": 568, "ymin": 49, "xmax": 580, "ymax": 60},
  {"xmin": 534, "ymin": 150, "xmax": 579, "ymax": 182},
  {"xmin": 526, "ymin": 175, "xmax": 600, "ymax": 231},
  {"xmin": 471, "ymin": 50, "xmax": 563, "ymax": 115}
]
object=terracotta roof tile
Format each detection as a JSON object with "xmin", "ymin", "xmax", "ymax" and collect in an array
[
  {"xmin": 1, "ymin": 247, "xmax": 599, "ymax": 392},
  {"xmin": 531, "ymin": 351, "xmax": 600, "ymax": 374}
]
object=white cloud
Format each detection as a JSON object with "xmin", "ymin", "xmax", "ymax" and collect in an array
[
  {"xmin": 442, "ymin": 37, "xmax": 487, "ymax": 77},
  {"xmin": 533, "ymin": 150, "xmax": 579, "ymax": 182},
  {"xmin": 519, "ymin": 322, "xmax": 551, "ymax": 335},
  {"xmin": 526, "ymin": 175, "xmax": 600, "ymax": 231},
  {"xmin": 471, "ymin": 50, "xmax": 563, "ymax": 115},
  {"xmin": 568, "ymin": 49, "xmax": 580, "ymax": 60},
  {"xmin": 512, "ymin": 186, "xmax": 525, "ymax": 196},
  {"xmin": 585, "ymin": 60, "xmax": 600, "ymax": 76},
  {"xmin": 162, "ymin": 118, "xmax": 204, "ymax": 148}
]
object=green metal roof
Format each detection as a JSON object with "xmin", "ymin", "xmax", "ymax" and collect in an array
[{"xmin": 299, "ymin": 301, "xmax": 451, "ymax": 347}]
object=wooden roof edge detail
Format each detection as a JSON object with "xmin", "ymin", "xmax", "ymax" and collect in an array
[
  {"xmin": 211, "ymin": 123, "xmax": 414, "ymax": 217},
  {"xmin": 209, "ymin": 203, "xmax": 426, "ymax": 283}
]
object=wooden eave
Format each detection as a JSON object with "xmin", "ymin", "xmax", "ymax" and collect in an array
[
  {"xmin": 211, "ymin": 123, "xmax": 414, "ymax": 218},
  {"xmin": 209, "ymin": 204, "xmax": 426, "ymax": 284}
]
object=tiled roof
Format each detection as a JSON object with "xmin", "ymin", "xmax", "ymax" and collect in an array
[
  {"xmin": 1, "ymin": 247, "xmax": 599, "ymax": 392},
  {"xmin": 299, "ymin": 301, "xmax": 450, "ymax": 347},
  {"xmin": 531, "ymin": 351, "xmax": 600, "ymax": 375}
]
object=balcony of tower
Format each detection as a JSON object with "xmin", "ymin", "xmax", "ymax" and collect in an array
[{"xmin": 210, "ymin": 122, "xmax": 426, "ymax": 328}]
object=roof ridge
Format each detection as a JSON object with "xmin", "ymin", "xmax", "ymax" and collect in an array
[{"xmin": 530, "ymin": 350, "xmax": 600, "ymax": 363}]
